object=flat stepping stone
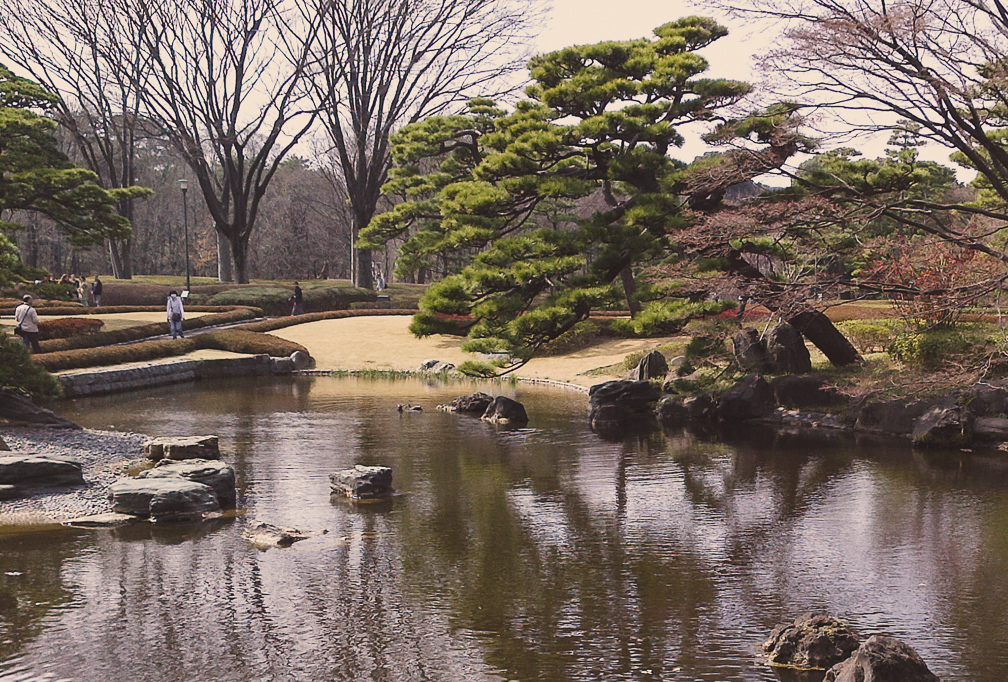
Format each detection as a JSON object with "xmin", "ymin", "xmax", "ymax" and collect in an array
[
  {"xmin": 63, "ymin": 512, "xmax": 139, "ymax": 528},
  {"xmin": 138, "ymin": 459, "xmax": 236, "ymax": 509},
  {"xmin": 329, "ymin": 465, "xmax": 393, "ymax": 499},
  {"xmin": 0, "ymin": 484, "xmax": 19, "ymax": 500},
  {"xmin": 0, "ymin": 454, "xmax": 84, "ymax": 487},
  {"xmin": 144, "ymin": 435, "xmax": 220, "ymax": 461},
  {"xmin": 109, "ymin": 478, "xmax": 220, "ymax": 521}
]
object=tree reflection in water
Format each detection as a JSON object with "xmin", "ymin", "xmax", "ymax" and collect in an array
[{"xmin": 5, "ymin": 376, "xmax": 1005, "ymax": 681}]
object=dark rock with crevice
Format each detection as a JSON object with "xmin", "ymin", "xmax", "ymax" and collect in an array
[
  {"xmin": 764, "ymin": 613, "xmax": 860, "ymax": 670},
  {"xmin": 912, "ymin": 403, "xmax": 974, "ymax": 448},
  {"xmin": 733, "ymin": 328, "xmax": 770, "ymax": 372},
  {"xmin": 766, "ymin": 322, "xmax": 813, "ymax": 374},
  {"xmin": 329, "ymin": 465, "xmax": 393, "ymax": 499},
  {"xmin": 629, "ymin": 350, "xmax": 669, "ymax": 381},
  {"xmin": 845, "ymin": 396, "xmax": 935, "ymax": 435},
  {"xmin": 824, "ymin": 635, "xmax": 940, "ymax": 682}
]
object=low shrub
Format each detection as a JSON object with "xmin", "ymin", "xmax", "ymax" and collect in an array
[
  {"xmin": 888, "ymin": 328, "xmax": 972, "ymax": 368},
  {"xmin": 37, "ymin": 317, "xmax": 104, "ymax": 340},
  {"xmin": 198, "ymin": 329, "xmax": 306, "ymax": 356},
  {"xmin": 0, "ymin": 331, "xmax": 62, "ymax": 399},
  {"xmin": 0, "ymin": 298, "xmax": 84, "ymax": 310},
  {"xmin": 835, "ymin": 319, "xmax": 901, "ymax": 354}
]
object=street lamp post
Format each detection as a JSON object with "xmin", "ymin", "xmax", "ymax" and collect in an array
[{"xmin": 180, "ymin": 179, "xmax": 191, "ymax": 294}]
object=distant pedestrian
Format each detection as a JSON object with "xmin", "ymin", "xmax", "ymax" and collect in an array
[
  {"xmin": 290, "ymin": 281, "xmax": 304, "ymax": 315},
  {"xmin": 76, "ymin": 277, "xmax": 88, "ymax": 307},
  {"xmin": 91, "ymin": 275, "xmax": 103, "ymax": 307},
  {"xmin": 14, "ymin": 294, "xmax": 42, "ymax": 353},
  {"xmin": 167, "ymin": 290, "xmax": 186, "ymax": 339}
]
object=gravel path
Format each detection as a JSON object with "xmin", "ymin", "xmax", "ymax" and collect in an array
[{"xmin": 0, "ymin": 426, "xmax": 149, "ymax": 525}]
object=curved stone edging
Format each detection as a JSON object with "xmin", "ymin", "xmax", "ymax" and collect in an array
[{"xmin": 59, "ymin": 354, "xmax": 296, "ymax": 397}]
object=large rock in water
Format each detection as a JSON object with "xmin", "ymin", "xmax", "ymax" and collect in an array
[
  {"xmin": 329, "ymin": 465, "xmax": 393, "ymax": 499},
  {"xmin": 766, "ymin": 322, "xmax": 813, "ymax": 374},
  {"xmin": 109, "ymin": 478, "xmax": 220, "ymax": 521},
  {"xmin": 0, "ymin": 455, "xmax": 84, "ymax": 487},
  {"xmin": 138, "ymin": 459, "xmax": 237, "ymax": 509},
  {"xmin": 588, "ymin": 380, "xmax": 660, "ymax": 433},
  {"xmin": 771, "ymin": 375, "xmax": 847, "ymax": 409},
  {"xmin": 144, "ymin": 435, "xmax": 221, "ymax": 461},
  {"xmin": 438, "ymin": 392, "xmax": 494, "ymax": 415},
  {"xmin": 764, "ymin": 613, "xmax": 860, "ymax": 670},
  {"xmin": 481, "ymin": 396, "xmax": 529, "ymax": 425},
  {"xmin": 717, "ymin": 374, "xmax": 774, "ymax": 421},
  {"xmin": 824, "ymin": 635, "xmax": 940, "ymax": 682},
  {"xmin": 0, "ymin": 388, "xmax": 81, "ymax": 429},
  {"xmin": 628, "ymin": 350, "xmax": 669, "ymax": 381}
]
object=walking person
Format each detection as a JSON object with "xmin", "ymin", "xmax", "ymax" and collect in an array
[
  {"xmin": 167, "ymin": 290, "xmax": 186, "ymax": 339},
  {"xmin": 14, "ymin": 294, "xmax": 42, "ymax": 353},
  {"xmin": 89, "ymin": 276, "xmax": 102, "ymax": 308},
  {"xmin": 290, "ymin": 281, "xmax": 304, "ymax": 315},
  {"xmin": 91, "ymin": 275, "xmax": 103, "ymax": 307}
]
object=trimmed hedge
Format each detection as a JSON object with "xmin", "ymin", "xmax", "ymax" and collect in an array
[
  {"xmin": 38, "ymin": 307, "xmax": 261, "ymax": 353},
  {"xmin": 37, "ymin": 317, "xmax": 104, "ymax": 340},
  {"xmin": 234, "ymin": 308, "xmax": 416, "ymax": 333},
  {"xmin": 1, "ymin": 298, "xmax": 85, "ymax": 310},
  {"xmin": 206, "ymin": 286, "xmax": 376, "ymax": 315},
  {"xmin": 33, "ymin": 305, "xmax": 260, "ymax": 316},
  {"xmin": 33, "ymin": 329, "xmax": 307, "ymax": 372}
]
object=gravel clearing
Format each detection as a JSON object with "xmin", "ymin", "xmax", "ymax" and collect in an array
[{"xmin": 0, "ymin": 426, "xmax": 148, "ymax": 525}]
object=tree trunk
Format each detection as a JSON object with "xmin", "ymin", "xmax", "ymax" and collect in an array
[
  {"xmin": 786, "ymin": 310, "xmax": 862, "ymax": 366},
  {"xmin": 217, "ymin": 232, "xmax": 233, "ymax": 283},
  {"xmin": 354, "ymin": 247, "xmax": 373, "ymax": 289},
  {"xmin": 231, "ymin": 234, "xmax": 250, "ymax": 284},
  {"xmin": 107, "ymin": 239, "xmax": 133, "ymax": 279},
  {"xmin": 620, "ymin": 265, "xmax": 642, "ymax": 317}
]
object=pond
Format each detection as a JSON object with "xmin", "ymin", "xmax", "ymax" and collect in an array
[{"xmin": 2, "ymin": 375, "xmax": 1008, "ymax": 681}]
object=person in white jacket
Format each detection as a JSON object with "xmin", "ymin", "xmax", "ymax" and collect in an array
[
  {"xmin": 166, "ymin": 290, "xmax": 186, "ymax": 339},
  {"xmin": 14, "ymin": 294, "xmax": 42, "ymax": 352}
]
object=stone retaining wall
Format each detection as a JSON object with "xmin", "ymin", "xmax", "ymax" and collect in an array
[{"xmin": 59, "ymin": 355, "xmax": 295, "ymax": 397}]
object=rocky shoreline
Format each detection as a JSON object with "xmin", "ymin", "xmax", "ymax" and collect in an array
[{"xmin": 0, "ymin": 426, "xmax": 149, "ymax": 524}]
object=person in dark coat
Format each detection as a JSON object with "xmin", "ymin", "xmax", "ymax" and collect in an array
[
  {"xmin": 91, "ymin": 276, "xmax": 103, "ymax": 307},
  {"xmin": 291, "ymin": 281, "xmax": 304, "ymax": 315}
]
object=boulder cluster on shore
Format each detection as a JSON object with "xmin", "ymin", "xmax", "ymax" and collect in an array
[{"xmin": 592, "ymin": 350, "xmax": 1008, "ymax": 449}]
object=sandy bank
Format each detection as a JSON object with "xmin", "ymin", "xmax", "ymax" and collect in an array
[{"xmin": 268, "ymin": 315, "xmax": 668, "ymax": 388}]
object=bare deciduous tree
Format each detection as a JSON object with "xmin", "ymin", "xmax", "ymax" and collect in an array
[
  {"xmin": 98, "ymin": 0, "xmax": 325, "ymax": 283},
  {"xmin": 0, "ymin": 0, "xmax": 150, "ymax": 278},
  {"xmin": 306, "ymin": 0, "xmax": 543, "ymax": 289}
]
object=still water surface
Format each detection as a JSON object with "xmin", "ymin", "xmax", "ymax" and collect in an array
[{"xmin": 2, "ymin": 375, "xmax": 1008, "ymax": 681}]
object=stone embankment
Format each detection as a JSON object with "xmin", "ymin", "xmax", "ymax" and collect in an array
[{"xmin": 57, "ymin": 351, "xmax": 313, "ymax": 397}]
